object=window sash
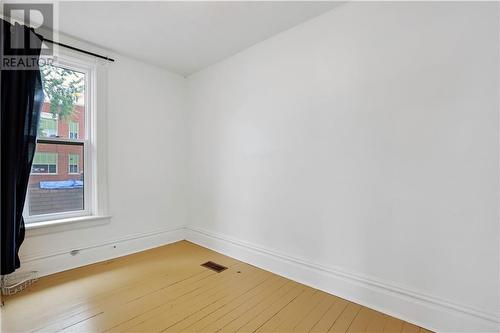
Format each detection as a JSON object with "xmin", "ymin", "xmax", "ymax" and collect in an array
[{"xmin": 26, "ymin": 137, "xmax": 88, "ymax": 221}]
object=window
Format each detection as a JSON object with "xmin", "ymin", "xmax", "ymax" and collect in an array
[
  {"xmin": 24, "ymin": 54, "xmax": 96, "ymax": 223},
  {"xmin": 38, "ymin": 114, "xmax": 58, "ymax": 137},
  {"xmin": 32, "ymin": 152, "xmax": 58, "ymax": 174},
  {"xmin": 69, "ymin": 121, "xmax": 79, "ymax": 139},
  {"xmin": 68, "ymin": 153, "xmax": 79, "ymax": 174}
]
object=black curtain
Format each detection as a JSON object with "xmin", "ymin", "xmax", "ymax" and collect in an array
[{"xmin": 1, "ymin": 20, "xmax": 44, "ymax": 275}]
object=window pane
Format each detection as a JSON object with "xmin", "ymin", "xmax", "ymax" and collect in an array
[
  {"xmin": 38, "ymin": 117, "xmax": 58, "ymax": 137},
  {"xmin": 69, "ymin": 121, "xmax": 79, "ymax": 139},
  {"xmin": 39, "ymin": 64, "xmax": 85, "ymax": 140},
  {"xmin": 27, "ymin": 143, "xmax": 84, "ymax": 217},
  {"xmin": 69, "ymin": 153, "xmax": 79, "ymax": 174},
  {"xmin": 32, "ymin": 152, "xmax": 57, "ymax": 173},
  {"xmin": 69, "ymin": 122, "xmax": 78, "ymax": 132},
  {"xmin": 32, "ymin": 164, "xmax": 49, "ymax": 174},
  {"xmin": 69, "ymin": 153, "xmax": 79, "ymax": 164}
]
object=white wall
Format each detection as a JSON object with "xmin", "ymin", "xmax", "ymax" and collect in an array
[
  {"xmin": 19, "ymin": 36, "xmax": 188, "ymax": 276},
  {"xmin": 186, "ymin": 2, "xmax": 500, "ymax": 332}
]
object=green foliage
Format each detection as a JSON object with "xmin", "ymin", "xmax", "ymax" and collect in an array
[{"xmin": 41, "ymin": 65, "xmax": 84, "ymax": 121}]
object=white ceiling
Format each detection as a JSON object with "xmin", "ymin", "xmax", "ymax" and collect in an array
[{"xmin": 56, "ymin": 1, "xmax": 340, "ymax": 75}]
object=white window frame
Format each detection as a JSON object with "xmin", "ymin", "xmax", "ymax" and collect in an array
[
  {"xmin": 69, "ymin": 121, "xmax": 79, "ymax": 139},
  {"xmin": 31, "ymin": 152, "xmax": 58, "ymax": 175},
  {"xmin": 24, "ymin": 53, "xmax": 98, "ymax": 224},
  {"xmin": 68, "ymin": 153, "xmax": 80, "ymax": 174}
]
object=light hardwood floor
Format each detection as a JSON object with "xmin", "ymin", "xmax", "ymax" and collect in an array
[{"xmin": 1, "ymin": 241, "xmax": 432, "ymax": 333}]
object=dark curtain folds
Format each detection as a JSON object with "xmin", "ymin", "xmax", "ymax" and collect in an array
[{"xmin": 1, "ymin": 20, "xmax": 44, "ymax": 275}]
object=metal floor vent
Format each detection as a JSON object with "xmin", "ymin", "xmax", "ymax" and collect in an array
[{"xmin": 201, "ymin": 261, "xmax": 228, "ymax": 273}]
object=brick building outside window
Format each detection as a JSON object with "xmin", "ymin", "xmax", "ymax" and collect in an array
[{"xmin": 27, "ymin": 101, "xmax": 85, "ymax": 216}]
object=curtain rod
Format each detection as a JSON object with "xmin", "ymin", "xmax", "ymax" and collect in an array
[{"xmin": 43, "ymin": 39, "xmax": 115, "ymax": 62}]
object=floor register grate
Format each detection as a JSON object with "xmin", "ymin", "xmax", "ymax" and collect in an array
[{"xmin": 201, "ymin": 261, "xmax": 228, "ymax": 273}]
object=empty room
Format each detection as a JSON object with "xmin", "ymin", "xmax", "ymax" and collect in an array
[{"xmin": 1, "ymin": 1, "xmax": 499, "ymax": 332}]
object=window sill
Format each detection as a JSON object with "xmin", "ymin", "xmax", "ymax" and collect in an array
[{"xmin": 25, "ymin": 215, "xmax": 111, "ymax": 236}]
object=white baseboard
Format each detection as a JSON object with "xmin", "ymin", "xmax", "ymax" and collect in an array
[
  {"xmin": 17, "ymin": 226, "xmax": 185, "ymax": 278},
  {"xmin": 185, "ymin": 226, "xmax": 500, "ymax": 333}
]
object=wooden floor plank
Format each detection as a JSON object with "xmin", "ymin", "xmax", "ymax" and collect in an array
[
  {"xmin": 292, "ymin": 292, "xmax": 336, "ymax": 332},
  {"xmin": 1, "ymin": 241, "xmax": 431, "ymax": 333},
  {"xmin": 328, "ymin": 302, "xmax": 362, "ymax": 333},
  {"xmin": 130, "ymin": 268, "xmax": 272, "ymax": 332},
  {"xmin": 186, "ymin": 276, "xmax": 288, "ymax": 332},
  {"xmin": 365, "ymin": 312, "xmax": 389, "ymax": 333},
  {"xmin": 236, "ymin": 284, "xmax": 307, "ymax": 333},
  {"xmin": 166, "ymin": 275, "xmax": 288, "ymax": 332},
  {"xmin": 401, "ymin": 322, "xmax": 421, "ymax": 333},
  {"xmin": 420, "ymin": 329, "xmax": 434, "ymax": 333},
  {"xmin": 346, "ymin": 307, "xmax": 379, "ymax": 333},
  {"xmin": 309, "ymin": 298, "xmax": 349, "ymax": 332},
  {"xmin": 217, "ymin": 281, "xmax": 296, "ymax": 333},
  {"xmin": 273, "ymin": 290, "xmax": 324, "ymax": 332},
  {"xmin": 254, "ymin": 289, "xmax": 315, "ymax": 332},
  {"xmin": 383, "ymin": 317, "xmax": 404, "ymax": 333},
  {"xmin": 35, "ymin": 269, "xmax": 214, "ymax": 332},
  {"xmin": 81, "ymin": 262, "xmax": 254, "ymax": 332}
]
